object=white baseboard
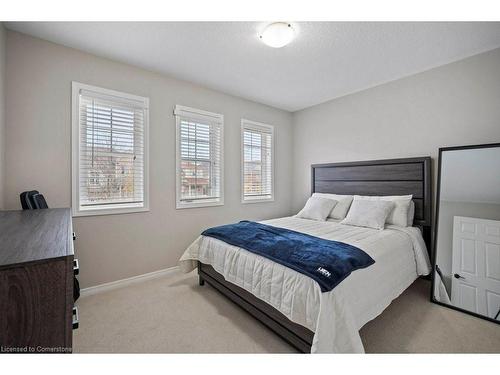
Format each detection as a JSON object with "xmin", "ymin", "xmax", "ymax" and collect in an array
[{"xmin": 80, "ymin": 266, "xmax": 180, "ymax": 298}]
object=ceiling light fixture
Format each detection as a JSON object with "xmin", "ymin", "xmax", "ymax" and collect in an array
[{"xmin": 259, "ymin": 22, "xmax": 295, "ymax": 48}]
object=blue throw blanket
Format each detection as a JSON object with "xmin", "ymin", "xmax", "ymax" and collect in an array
[{"xmin": 202, "ymin": 221, "xmax": 375, "ymax": 292}]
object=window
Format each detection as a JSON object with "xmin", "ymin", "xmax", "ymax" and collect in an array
[
  {"xmin": 241, "ymin": 119, "xmax": 274, "ymax": 203},
  {"xmin": 71, "ymin": 82, "xmax": 149, "ymax": 216},
  {"xmin": 175, "ymin": 105, "xmax": 224, "ymax": 209}
]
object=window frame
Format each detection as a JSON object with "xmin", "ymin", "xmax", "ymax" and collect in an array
[
  {"xmin": 175, "ymin": 105, "xmax": 224, "ymax": 209},
  {"xmin": 241, "ymin": 119, "xmax": 275, "ymax": 204},
  {"xmin": 71, "ymin": 82, "xmax": 150, "ymax": 217}
]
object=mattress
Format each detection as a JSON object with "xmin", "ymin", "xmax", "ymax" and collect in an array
[{"xmin": 179, "ymin": 216, "xmax": 431, "ymax": 353}]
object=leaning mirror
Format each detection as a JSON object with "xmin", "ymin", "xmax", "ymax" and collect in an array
[{"xmin": 432, "ymin": 143, "xmax": 500, "ymax": 323}]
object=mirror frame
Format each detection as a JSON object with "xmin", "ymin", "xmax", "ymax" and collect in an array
[{"xmin": 430, "ymin": 142, "xmax": 500, "ymax": 324}]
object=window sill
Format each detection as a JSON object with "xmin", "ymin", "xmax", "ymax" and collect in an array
[
  {"xmin": 176, "ymin": 200, "xmax": 224, "ymax": 209},
  {"xmin": 242, "ymin": 197, "xmax": 275, "ymax": 204},
  {"xmin": 72, "ymin": 204, "xmax": 149, "ymax": 217}
]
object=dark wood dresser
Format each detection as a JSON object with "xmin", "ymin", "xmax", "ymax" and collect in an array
[{"xmin": 0, "ymin": 208, "xmax": 76, "ymax": 353}]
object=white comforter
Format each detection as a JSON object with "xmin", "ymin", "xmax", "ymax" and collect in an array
[{"xmin": 179, "ymin": 217, "xmax": 431, "ymax": 353}]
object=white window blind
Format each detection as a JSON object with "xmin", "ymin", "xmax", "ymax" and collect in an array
[
  {"xmin": 175, "ymin": 105, "xmax": 224, "ymax": 209},
  {"xmin": 72, "ymin": 82, "xmax": 149, "ymax": 216},
  {"xmin": 241, "ymin": 120, "xmax": 274, "ymax": 202}
]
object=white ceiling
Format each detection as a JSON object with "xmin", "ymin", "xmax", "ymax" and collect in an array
[{"xmin": 5, "ymin": 22, "xmax": 500, "ymax": 112}]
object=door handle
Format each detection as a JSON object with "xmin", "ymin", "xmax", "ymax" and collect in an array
[{"xmin": 454, "ymin": 273, "xmax": 465, "ymax": 280}]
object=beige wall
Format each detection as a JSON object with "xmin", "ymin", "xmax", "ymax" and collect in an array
[
  {"xmin": 4, "ymin": 31, "xmax": 294, "ymax": 288},
  {"xmin": 0, "ymin": 24, "xmax": 6, "ymax": 209},
  {"xmin": 292, "ymin": 47, "xmax": 500, "ymax": 212}
]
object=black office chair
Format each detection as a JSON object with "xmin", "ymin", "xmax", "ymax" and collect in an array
[
  {"xmin": 20, "ymin": 190, "xmax": 40, "ymax": 210},
  {"xmin": 19, "ymin": 190, "xmax": 80, "ymax": 302},
  {"xmin": 31, "ymin": 193, "xmax": 49, "ymax": 209}
]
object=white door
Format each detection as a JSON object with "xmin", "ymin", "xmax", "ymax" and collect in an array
[{"xmin": 451, "ymin": 216, "xmax": 500, "ymax": 320}]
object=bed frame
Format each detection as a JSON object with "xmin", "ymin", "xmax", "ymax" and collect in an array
[{"xmin": 198, "ymin": 157, "xmax": 433, "ymax": 353}]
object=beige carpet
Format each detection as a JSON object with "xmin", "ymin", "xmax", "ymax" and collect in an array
[{"xmin": 73, "ymin": 272, "xmax": 500, "ymax": 353}]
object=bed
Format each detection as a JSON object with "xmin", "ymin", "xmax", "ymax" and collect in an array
[{"xmin": 179, "ymin": 157, "xmax": 433, "ymax": 353}]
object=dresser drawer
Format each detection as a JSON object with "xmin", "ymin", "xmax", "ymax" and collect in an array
[
  {"xmin": 0, "ymin": 208, "xmax": 74, "ymax": 353},
  {"xmin": 0, "ymin": 258, "xmax": 72, "ymax": 350}
]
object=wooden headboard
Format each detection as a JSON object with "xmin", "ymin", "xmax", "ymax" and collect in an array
[{"xmin": 311, "ymin": 157, "xmax": 432, "ymax": 250}]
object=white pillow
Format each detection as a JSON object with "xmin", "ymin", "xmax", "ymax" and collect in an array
[
  {"xmin": 407, "ymin": 200, "xmax": 415, "ymax": 226},
  {"xmin": 312, "ymin": 193, "xmax": 353, "ymax": 220},
  {"xmin": 296, "ymin": 196, "xmax": 337, "ymax": 221},
  {"xmin": 340, "ymin": 199, "xmax": 395, "ymax": 230},
  {"xmin": 353, "ymin": 195, "xmax": 413, "ymax": 227}
]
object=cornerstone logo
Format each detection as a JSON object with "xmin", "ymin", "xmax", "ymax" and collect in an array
[{"xmin": 1, "ymin": 345, "xmax": 72, "ymax": 353}]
